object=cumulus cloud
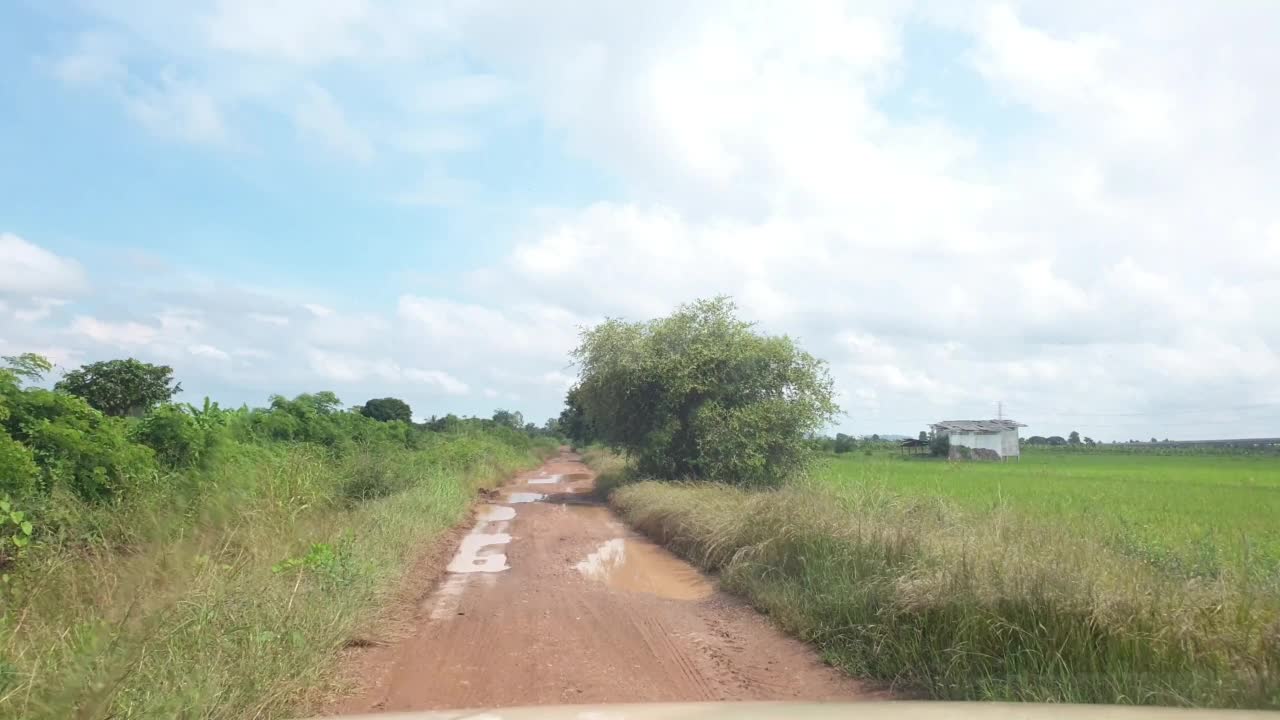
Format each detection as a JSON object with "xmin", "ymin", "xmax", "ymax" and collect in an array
[
  {"xmin": 0, "ymin": 233, "xmax": 87, "ymax": 295},
  {"xmin": 13, "ymin": 2, "xmax": 1280, "ymax": 438}
]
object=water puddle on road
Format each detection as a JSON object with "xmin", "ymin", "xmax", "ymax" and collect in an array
[
  {"xmin": 575, "ymin": 537, "xmax": 713, "ymax": 600},
  {"xmin": 502, "ymin": 491, "xmax": 546, "ymax": 504},
  {"xmin": 527, "ymin": 474, "xmax": 562, "ymax": 485}
]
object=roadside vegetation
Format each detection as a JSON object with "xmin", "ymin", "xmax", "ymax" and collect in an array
[
  {"xmin": 571, "ymin": 299, "xmax": 1280, "ymax": 709},
  {"xmin": 0, "ymin": 353, "xmax": 554, "ymax": 718}
]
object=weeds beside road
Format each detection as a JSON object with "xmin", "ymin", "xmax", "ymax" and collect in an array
[
  {"xmin": 1, "ymin": 429, "xmax": 552, "ymax": 719},
  {"xmin": 595, "ymin": 451, "xmax": 1280, "ymax": 709}
]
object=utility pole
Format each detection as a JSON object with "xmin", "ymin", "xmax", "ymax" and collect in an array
[{"xmin": 997, "ymin": 401, "xmax": 1003, "ymax": 420}]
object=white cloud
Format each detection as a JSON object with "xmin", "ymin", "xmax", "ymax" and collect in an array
[
  {"xmin": 17, "ymin": 2, "xmax": 1280, "ymax": 438},
  {"xmin": 0, "ymin": 234, "xmax": 87, "ymax": 295},
  {"xmin": 247, "ymin": 312, "xmax": 290, "ymax": 326},
  {"xmin": 13, "ymin": 298, "xmax": 71, "ymax": 323},
  {"xmin": 188, "ymin": 343, "xmax": 230, "ymax": 360},
  {"xmin": 293, "ymin": 84, "xmax": 374, "ymax": 162},
  {"xmin": 70, "ymin": 316, "xmax": 159, "ymax": 348},
  {"xmin": 411, "ymin": 73, "xmax": 508, "ymax": 113},
  {"xmin": 404, "ymin": 368, "xmax": 470, "ymax": 396}
]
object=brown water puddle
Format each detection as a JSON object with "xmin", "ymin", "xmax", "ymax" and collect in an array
[{"xmin": 575, "ymin": 536, "xmax": 713, "ymax": 601}]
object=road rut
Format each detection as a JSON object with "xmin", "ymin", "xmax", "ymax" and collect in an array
[{"xmin": 340, "ymin": 449, "xmax": 873, "ymax": 712}]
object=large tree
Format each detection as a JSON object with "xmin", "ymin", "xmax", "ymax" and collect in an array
[
  {"xmin": 572, "ymin": 297, "xmax": 838, "ymax": 486},
  {"xmin": 55, "ymin": 358, "xmax": 181, "ymax": 417},
  {"xmin": 359, "ymin": 397, "xmax": 412, "ymax": 423}
]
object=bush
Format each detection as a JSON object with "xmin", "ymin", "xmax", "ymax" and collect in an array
[
  {"xmin": 339, "ymin": 449, "xmax": 410, "ymax": 501},
  {"xmin": 0, "ymin": 433, "xmax": 40, "ymax": 498},
  {"xmin": 572, "ymin": 297, "xmax": 838, "ymax": 486},
  {"xmin": 2, "ymin": 383, "xmax": 157, "ymax": 501},
  {"xmin": 130, "ymin": 404, "xmax": 216, "ymax": 469}
]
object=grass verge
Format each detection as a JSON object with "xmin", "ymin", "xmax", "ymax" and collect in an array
[
  {"xmin": 0, "ymin": 436, "xmax": 552, "ymax": 719},
  {"xmin": 607, "ymin": 475, "xmax": 1280, "ymax": 708}
]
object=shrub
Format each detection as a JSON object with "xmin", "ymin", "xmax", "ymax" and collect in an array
[
  {"xmin": 130, "ymin": 404, "xmax": 216, "ymax": 468},
  {"xmin": 0, "ymin": 433, "xmax": 39, "ymax": 498},
  {"xmin": 2, "ymin": 384, "xmax": 157, "ymax": 501},
  {"xmin": 572, "ymin": 297, "xmax": 838, "ymax": 486}
]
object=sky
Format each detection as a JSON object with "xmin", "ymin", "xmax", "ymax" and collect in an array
[{"xmin": 2, "ymin": 1, "xmax": 1278, "ymax": 441}]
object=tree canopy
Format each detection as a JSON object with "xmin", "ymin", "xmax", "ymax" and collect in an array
[
  {"xmin": 360, "ymin": 397, "xmax": 413, "ymax": 423},
  {"xmin": 55, "ymin": 358, "xmax": 181, "ymax": 417},
  {"xmin": 571, "ymin": 297, "xmax": 838, "ymax": 486}
]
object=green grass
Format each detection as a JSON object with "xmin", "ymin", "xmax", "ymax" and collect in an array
[
  {"xmin": 601, "ymin": 449, "xmax": 1280, "ymax": 708},
  {"xmin": 813, "ymin": 450, "xmax": 1280, "ymax": 584},
  {"xmin": 0, "ymin": 434, "xmax": 552, "ymax": 719}
]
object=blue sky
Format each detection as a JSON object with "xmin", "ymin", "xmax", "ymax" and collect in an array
[{"xmin": 2, "ymin": 1, "xmax": 1279, "ymax": 440}]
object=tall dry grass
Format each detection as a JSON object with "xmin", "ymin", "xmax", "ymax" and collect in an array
[{"xmin": 610, "ymin": 477, "xmax": 1280, "ymax": 708}]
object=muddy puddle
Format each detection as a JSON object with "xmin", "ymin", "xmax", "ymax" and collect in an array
[
  {"xmin": 501, "ymin": 491, "xmax": 546, "ymax": 503},
  {"xmin": 576, "ymin": 536, "xmax": 713, "ymax": 601}
]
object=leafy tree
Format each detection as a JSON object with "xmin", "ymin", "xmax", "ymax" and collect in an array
[
  {"xmin": 1025, "ymin": 435, "xmax": 1048, "ymax": 445},
  {"xmin": 832, "ymin": 433, "xmax": 856, "ymax": 454},
  {"xmin": 1, "ymin": 369, "xmax": 157, "ymax": 500},
  {"xmin": 919, "ymin": 430, "xmax": 928, "ymax": 442},
  {"xmin": 1047, "ymin": 436, "xmax": 1067, "ymax": 446},
  {"xmin": 359, "ymin": 397, "xmax": 412, "ymax": 423},
  {"xmin": 572, "ymin": 297, "xmax": 838, "ymax": 486},
  {"xmin": 871, "ymin": 433, "xmax": 881, "ymax": 442},
  {"xmin": 2, "ymin": 353, "xmax": 53, "ymax": 382},
  {"xmin": 930, "ymin": 432, "xmax": 951, "ymax": 457},
  {"xmin": 557, "ymin": 387, "xmax": 596, "ymax": 446},
  {"xmin": 491, "ymin": 408, "xmax": 524, "ymax": 429},
  {"xmin": 1068, "ymin": 430, "xmax": 1081, "ymax": 445},
  {"xmin": 55, "ymin": 358, "xmax": 181, "ymax": 417},
  {"xmin": 1084, "ymin": 436, "xmax": 1096, "ymax": 446}
]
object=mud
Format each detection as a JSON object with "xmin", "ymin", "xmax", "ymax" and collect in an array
[
  {"xmin": 576, "ymin": 537, "xmax": 713, "ymax": 600},
  {"xmin": 337, "ymin": 449, "xmax": 875, "ymax": 713}
]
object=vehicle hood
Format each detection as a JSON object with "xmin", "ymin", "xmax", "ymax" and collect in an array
[{"xmin": 325, "ymin": 701, "xmax": 1277, "ymax": 720}]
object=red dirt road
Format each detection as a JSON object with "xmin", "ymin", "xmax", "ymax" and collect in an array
[{"xmin": 338, "ymin": 450, "xmax": 873, "ymax": 712}]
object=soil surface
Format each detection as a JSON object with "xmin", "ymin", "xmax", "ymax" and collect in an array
[{"xmin": 336, "ymin": 450, "xmax": 874, "ymax": 713}]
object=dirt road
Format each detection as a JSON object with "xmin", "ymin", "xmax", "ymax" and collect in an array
[{"xmin": 340, "ymin": 450, "xmax": 872, "ymax": 712}]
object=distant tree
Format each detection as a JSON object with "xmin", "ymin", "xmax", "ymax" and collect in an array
[
  {"xmin": 55, "ymin": 358, "xmax": 181, "ymax": 417},
  {"xmin": 930, "ymin": 432, "xmax": 950, "ymax": 457},
  {"xmin": 1084, "ymin": 436, "xmax": 1096, "ymax": 446},
  {"xmin": 1047, "ymin": 435, "xmax": 1067, "ymax": 446},
  {"xmin": 1025, "ymin": 435, "xmax": 1048, "ymax": 445},
  {"xmin": 425, "ymin": 413, "xmax": 463, "ymax": 433},
  {"xmin": 492, "ymin": 408, "xmax": 524, "ymax": 429},
  {"xmin": 1151, "ymin": 437, "xmax": 1159, "ymax": 443},
  {"xmin": 359, "ymin": 397, "xmax": 412, "ymax": 423},
  {"xmin": 1068, "ymin": 430, "xmax": 1081, "ymax": 445},
  {"xmin": 833, "ymin": 433, "xmax": 856, "ymax": 454},
  {"xmin": 871, "ymin": 433, "xmax": 881, "ymax": 442},
  {"xmin": 918, "ymin": 430, "xmax": 928, "ymax": 442},
  {"xmin": 557, "ymin": 387, "xmax": 596, "ymax": 445}
]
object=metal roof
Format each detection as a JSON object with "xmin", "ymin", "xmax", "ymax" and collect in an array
[{"xmin": 930, "ymin": 419, "xmax": 1026, "ymax": 433}]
